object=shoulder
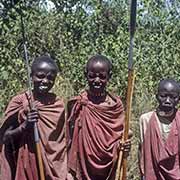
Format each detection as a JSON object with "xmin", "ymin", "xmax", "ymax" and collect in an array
[
  {"xmin": 51, "ymin": 93, "xmax": 64, "ymax": 103},
  {"xmin": 140, "ymin": 111, "xmax": 154, "ymax": 121},
  {"xmin": 106, "ymin": 91, "xmax": 121, "ymax": 100},
  {"xmin": 6, "ymin": 91, "xmax": 27, "ymax": 109},
  {"xmin": 176, "ymin": 109, "xmax": 180, "ymax": 114},
  {"xmin": 139, "ymin": 111, "xmax": 155, "ymax": 142},
  {"xmin": 67, "ymin": 91, "xmax": 87, "ymax": 105},
  {"xmin": 140, "ymin": 111, "xmax": 154, "ymax": 119},
  {"xmin": 66, "ymin": 91, "xmax": 87, "ymax": 116},
  {"xmin": 175, "ymin": 109, "xmax": 180, "ymax": 118},
  {"xmin": 107, "ymin": 92, "xmax": 124, "ymax": 106},
  {"xmin": 47, "ymin": 93, "xmax": 65, "ymax": 109},
  {"xmin": 10, "ymin": 91, "xmax": 27, "ymax": 102},
  {"xmin": 139, "ymin": 111, "xmax": 154, "ymax": 126}
]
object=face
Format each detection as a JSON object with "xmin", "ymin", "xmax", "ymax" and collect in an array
[
  {"xmin": 156, "ymin": 82, "xmax": 180, "ymax": 112},
  {"xmin": 86, "ymin": 61, "xmax": 110, "ymax": 94},
  {"xmin": 31, "ymin": 62, "xmax": 57, "ymax": 95}
]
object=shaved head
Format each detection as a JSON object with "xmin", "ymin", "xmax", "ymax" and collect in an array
[
  {"xmin": 158, "ymin": 79, "xmax": 180, "ymax": 94},
  {"xmin": 85, "ymin": 54, "xmax": 112, "ymax": 75},
  {"xmin": 31, "ymin": 56, "xmax": 59, "ymax": 75},
  {"xmin": 156, "ymin": 78, "xmax": 180, "ymax": 113}
]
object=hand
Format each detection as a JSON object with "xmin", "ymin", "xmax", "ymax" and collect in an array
[
  {"xmin": 119, "ymin": 130, "xmax": 133, "ymax": 158},
  {"xmin": 20, "ymin": 107, "xmax": 38, "ymax": 130},
  {"xmin": 119, "ymin": 139, "xmax": 131, "ymax": 157}
]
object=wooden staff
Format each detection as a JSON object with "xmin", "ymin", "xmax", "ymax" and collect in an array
[
  {"xmin": 115, "ymin": 0, "xmax": 137, "ymax": 180},
  {"xmin": 20, "ymin": 8, "xmax": 45, "ymax": 180}
]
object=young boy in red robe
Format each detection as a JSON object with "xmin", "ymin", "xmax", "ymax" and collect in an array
[
  {"xmin": 139, "ymin": 79, "xmax": 180, "ymax": 180},
  {"xmin": 0, "ymin": 56, "xmax": 67, "ymax": 180},
  {"xmin": 67, "ymin": 54, "xmax": 132, "ymax": 180}
]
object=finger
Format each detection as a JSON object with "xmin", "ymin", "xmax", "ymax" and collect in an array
[
  {"xmin": 28, "ymin": 111, "xmax": 39, "ymax": 118},
  {"xmin": 124, "ymin": 143, "xmax": 131, "ymax": 148},
  {"xmin": 28, "ymin": 112, "xmax": 38, "ymax": 117},
  {"xmin": 29, "ymin": 110, "xmax": 38, "ymax": 115},
  {"xmin": 122, "ymin": 140, "xmax": 131, "ymax": 146},
  {"xmin": 120, "ymin": 146, "xmax": 125, "ymax": 151},
  {"xmin": 28, "ymin": 118, "xmax": 38, "ymax": 123},
  {"xmin": 128, "ymin": 129, "xmax": 133, "ymax": 139}
]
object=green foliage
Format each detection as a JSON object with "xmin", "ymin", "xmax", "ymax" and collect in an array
[{"xmin": 0, "ymin": 0, "xmax": 180, "ymax": 179}]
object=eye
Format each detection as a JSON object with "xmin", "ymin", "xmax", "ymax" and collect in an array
[
  {"xmin": 159, "ymin": 94, "xmax": 167, "ymax": 98},
  {"xmin": 47, "ymin": 74, "xmax": 56, "ymax": 81},
  {"xmin": 36, "ymin": 73, "xmax": 46, "ymax": 79},
  {"xmin": 88, "ymin": 73, "xmax": 96, "ymax": 79},
  {"xmin": 99, "ymin": 73, "xmax": 107, "ymax": 80},
  {"xmin": 170, "ymin": 94, "xmax": 178, "ymax": 99}
]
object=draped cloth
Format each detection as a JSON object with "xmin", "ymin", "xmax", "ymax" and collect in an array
[
  {"xmin": 67, "ymin": 91, "xmax": 124, "ymax": 180},
  {"xmin": 139, "ymin": 110, "xmax": 180, "ymax": 180},
  {"xmin": 0, "ymin": 91, "xmax": 67, "ymax": 180}
]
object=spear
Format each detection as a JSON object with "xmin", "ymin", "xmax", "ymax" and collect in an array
[
  {"xmin": 20, "ymin": 5, "xmax": 45, "ymax": 180},
  {"xmin": 115, "ymin": 0, "xmax": 137, "ymax": 180}
]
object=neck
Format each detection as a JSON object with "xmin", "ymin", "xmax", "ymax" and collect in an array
[
  {"xmin": 88, "ymin": 89, "xmax": 106, "ymax": 98},
  {"xmin": 33, "ymin": 91, "xmax": 49, "ymax": 100},
  {"xmin": 157, "ymin": 107, "xmax": 176, "ymax": 120},
  {"xmin": 87, "ymin": 90, "xmax": 107, "ymax": 104}
]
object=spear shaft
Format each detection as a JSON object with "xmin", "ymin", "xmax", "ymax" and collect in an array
[
  {"xmin": 115, "ymin": 0, "xmax": 137, "ymax": 180},
  {"xmin": 20, "ymin": 8, "xmax": 45, "ymax": 180}
]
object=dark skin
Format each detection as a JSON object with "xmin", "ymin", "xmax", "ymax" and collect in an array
[
  {"xmin": 3, "ymin": 61, "xmax": 57, "ymax": 144},
  {"xmin": 85, "ymin": 59, "xmax": 132, "ymax": 155},
  {"xmin": 85, "ymin": 60, "xmax": 111, "ymax": 104},
  {"xmin": 156, "ymin": 80, "xmax": 180, "ymax": 121},
  {"xmin": 139, "ymin": 80, "xmax": 180, "ymax": 179}
]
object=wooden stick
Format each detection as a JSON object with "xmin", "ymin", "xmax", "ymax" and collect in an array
[
  {"xmin": 115, "ymin": 0, "xmax": 137, "ymax": 179},
  {"xmin": 115, "ymin": 70, "xmax": 135, "ymax": 180},
  {"xmin": 120, "ymin": 70, "xmax": 135, "ymax": 180},
  {"xmin": 20, "ymin": 7, "xmax": 45, "ymax": 179},
  {"xmin": 34, "ymin": 123, "xmax": 45, "ymax": 180}
]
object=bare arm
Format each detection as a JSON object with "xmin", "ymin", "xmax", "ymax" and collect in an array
[{"xmin": 3, "ymin": 108, "xmax": 38, "ymax": 144}]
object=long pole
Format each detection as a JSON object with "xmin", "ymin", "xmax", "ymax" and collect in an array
[
  {"xmin": 115, "ymin": 1, "xmax": 137, "ymax": 180},
  {"xmin": 20, "ymin": 8, "xmax": 45, "ymax": 180}
]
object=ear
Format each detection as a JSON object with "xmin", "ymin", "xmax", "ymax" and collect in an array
[
  {"xmin": 155, "ymin": 94, "xmax": 158, "ymax": 100},
  {"xmin": 177, "ymin": 95, "xmax": 180, "ymax": 102},
  {"xmin": 156, "ymin": 93, "xmax": 160, "ymax": 102},
  {"xmin": 84, "ymin": 69, "xmax": 88, "ymax": 79},
  {"xmin": 108, "ymin": 71, "xmax": 112, "ymax": 79}
]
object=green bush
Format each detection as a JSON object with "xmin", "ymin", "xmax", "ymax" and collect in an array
[{"xmin": 0, "ymin": 0, "xmax": 180, "ymax": 179}]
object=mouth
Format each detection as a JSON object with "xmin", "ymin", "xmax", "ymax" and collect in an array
[
  {"xmin": 162, "ymin": 103, "xmax": 173, "ymax": 108},
  {"xmin": 39, "ymin": 85, "xmax": 49, "ymax": 91},
  {"xmin": 93, "ymin": 85, "xmax": 101, "ymax": 89},
  {"xmin": 92, "ymin": 82, "xmax": 102, "ymax": 89},
  {"xmin": 161, "ymin": 104, "xmax": 173, "ymax": 112}
]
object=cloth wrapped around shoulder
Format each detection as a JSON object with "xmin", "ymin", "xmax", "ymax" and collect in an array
[
  {"xmin": 0, "ymin": 91, "xmax": 67, "ymax": 180},
  {"xmin": 67, "ymin": 91, "xmax": 124, "ymax": 180}
]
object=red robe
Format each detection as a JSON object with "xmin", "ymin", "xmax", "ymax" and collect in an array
[
  {"xmin": 140, "ymin": 110, "xmax": 180, "ymax": 180},
  {"xmin": 0, "ymin": 91, "xmax": 67, "ymax": 180},
  {"xmin": 67, "ymin": 91, "xmax": 124, "ymax": 180}
]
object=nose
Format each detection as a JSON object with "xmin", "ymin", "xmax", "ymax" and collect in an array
[
  {"xmin": 42, "ymin": 78, "xmax": 49, "ymax": 84},
  {"xmin": 165, "ymin": 97, "xmax": 171, "ymax": 104},
  {"xmin": 94, "ymin": 77, "xmax": 100, "ymax": 82}
]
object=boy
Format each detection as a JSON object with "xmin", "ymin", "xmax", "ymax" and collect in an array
[
  {"xmin": 67, "ymin": 54, "xmax": 132, "ymax": 180},
  {"xmin": 0, "ymin": 56, "xmax": 67, "ymax": 180},
  {"xmin": 139, "ymin": 79, "xmax": 180, "ymax": 180}
]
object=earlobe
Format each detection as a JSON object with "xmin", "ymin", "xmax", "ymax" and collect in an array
[
  {"xmin": 178, "ymin": 96, "xmax": 180, "ymax": 101},
  {"xmin": 109, "ymin": 71, "xmax": 112, "ymax": 79},
  {"xmin": 84, "ymin": 70, "xmax": 88, "ymax": 78},
  {"xmin": 155, "ymin": 94, "xmax": 158, "ymax": 100}
]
